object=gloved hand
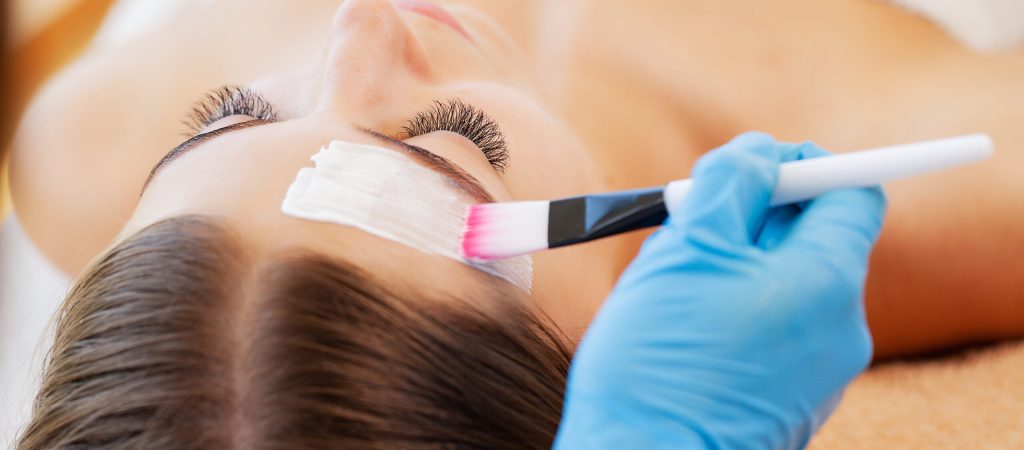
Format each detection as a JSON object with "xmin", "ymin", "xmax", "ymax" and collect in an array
[{"xmin": 553, "ymin": 132, "xmax": 887, "ymax": 450}]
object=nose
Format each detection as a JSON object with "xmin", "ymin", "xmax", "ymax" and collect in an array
[{"xmin": 319, "ymin": 0, "xmax": 435, "ymax": 115}]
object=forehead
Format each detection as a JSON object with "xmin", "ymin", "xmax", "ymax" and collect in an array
[{"xmin": 124, "ymin": 124, "xmax": 531, "ymax": 293}]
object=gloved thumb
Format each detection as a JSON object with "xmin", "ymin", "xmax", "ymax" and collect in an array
[{"xmin": 668, "ymin": 132, "xmax": 782, "ymax": 248}]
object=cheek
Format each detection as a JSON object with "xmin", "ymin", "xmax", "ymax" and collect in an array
[
  {"xmin": 493, "ymin": 109, "xmax": 605, "ymax": 199},
  {"xmin": 445, "ymin": 6, "xmax": 535, "ymax": 87},
  {"xmin": 505, "ymin": 136, "xmax": 603, "ymax": 199},
  {"xmin": 251, "ymin": 66, "xmax": 325, "ymax": 120}
]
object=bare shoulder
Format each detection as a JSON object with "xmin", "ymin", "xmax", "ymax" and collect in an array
[
  {"xmin": 9, "ymin": 56, "xmax": 149, "ymax": 276},
  {"xmin": 862, "ymin": 54, "xmax": 1024, "ymax": 357}
]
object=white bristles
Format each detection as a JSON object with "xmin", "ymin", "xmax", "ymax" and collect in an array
[{"xmin": 461, "ymin": 201, "xmax": 550, "ymax": 260}]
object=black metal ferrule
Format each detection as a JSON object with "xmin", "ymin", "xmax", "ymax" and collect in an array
[{"xmin": 547, "ymin": 187, "xmax": 667, "ymax": 248}]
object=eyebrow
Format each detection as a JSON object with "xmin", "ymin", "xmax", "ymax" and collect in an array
[
  {"xmin": 142, "ymin": 120, "xmax": 271, "ymax": 191},
  {"xmin": 141, "ymin": 121, "xmax": 496, "ymax": 203},
  {"xmin": 358, "ymin": 129, "xmax": 495, "ymax": 203}
]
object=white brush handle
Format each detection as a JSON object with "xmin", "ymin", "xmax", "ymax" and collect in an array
[{"xmin": 663, "ymin": 134, "xmax": 994, "ymax": 217}]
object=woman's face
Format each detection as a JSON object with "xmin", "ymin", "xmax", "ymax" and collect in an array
[{"xmin": 104, "ymin": 0, "xmax": 616, "ymax": 331}]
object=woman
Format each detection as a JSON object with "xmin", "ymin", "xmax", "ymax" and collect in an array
[{"xmin": 7, "ymin": 0, "xmax": 1023, "ymax": 447}]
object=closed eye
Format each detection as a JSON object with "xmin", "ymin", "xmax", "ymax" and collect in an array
[
  {"xmin": 182, "ymin": 86, "xmax": 280, "ymax": 136},
  {"xmin": 402, "ymin": 99, "xmax": 510, "ymax": 173}
]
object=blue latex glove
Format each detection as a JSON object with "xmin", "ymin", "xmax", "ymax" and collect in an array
[{"xmin": 553, "ymin": 132, "xmax": 887, "ymax": 450}]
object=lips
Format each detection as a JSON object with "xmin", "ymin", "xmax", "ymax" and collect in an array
[{"xmin": 393, "ymin": 0, "xmax": 473, "ymax": 41}]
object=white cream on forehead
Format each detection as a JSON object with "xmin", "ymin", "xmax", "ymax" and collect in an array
[{"xmin": 281, "ymin": 140, "xmax": 533, "ymax": 291}]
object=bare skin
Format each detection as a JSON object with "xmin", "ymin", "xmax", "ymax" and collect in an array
[{"xmin": 11, "ymin": 0, "xmax": 1024, "ymax": 357}]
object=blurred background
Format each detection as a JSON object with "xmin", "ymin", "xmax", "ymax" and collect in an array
[{"xmin": 1, "ymin": 0, "xmax": 114, "ymax": 218}]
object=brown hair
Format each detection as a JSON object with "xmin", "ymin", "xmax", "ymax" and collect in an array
[{"xmin": 17, "ymin": 216, "xmax": 571, "ymax": 449}]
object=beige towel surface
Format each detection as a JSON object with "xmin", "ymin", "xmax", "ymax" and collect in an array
[{"xmin": 811, "ymin": 339, "xmax": 1024, "ymax": 449}]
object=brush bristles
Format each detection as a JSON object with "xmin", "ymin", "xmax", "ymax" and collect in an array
[{"xmin": 461, "ymin": 201, "xmax": 550, "ymax": 260}]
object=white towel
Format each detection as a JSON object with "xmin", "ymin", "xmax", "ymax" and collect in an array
[
  {"xmin": 890, "ymin": 0, "xmax": 1024, "ymax": 52},
  {"xmin": 0, "ymin": 216, "xmax": 71, "ymax": 449}
]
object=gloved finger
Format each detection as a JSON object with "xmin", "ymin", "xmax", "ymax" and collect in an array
[
  {"xmin": 784, "ymin": 186, "xmax": 887, "ymax": 271},
  {"xmin": 753, "ymin": 142, "xmax": 827, "ymax": 250},
  {"xmin": 668, "ymin": 132, "xmax": 781, "ymax": 247},
  {"xmin": 783, "ymin": 139, "xmax": 885, "ymax": 264},
  {"xmin": 755, "ymin": 204, "xmax": 800, "ymax": 251}
]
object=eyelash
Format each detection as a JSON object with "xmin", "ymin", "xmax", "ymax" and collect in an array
[
  {"xmin": 402, "ymin": 99, "xmax": 510, "ymax": 173},
  {"xmin": 183, "ymin": 89, "xmax": 509, "ymax": 172},
  {"xmin": 183, "ymin": 85, "xmax": 279, "ymax": 135}
]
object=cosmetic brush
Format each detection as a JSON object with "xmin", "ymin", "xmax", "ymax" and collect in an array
[{"xmin": 461, "ymin": 134, "xmax": 993, "ymax": 261}]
